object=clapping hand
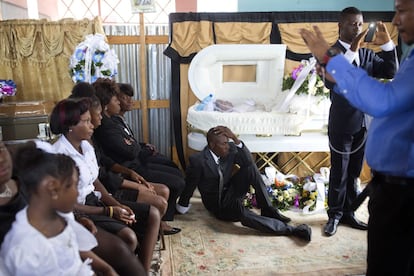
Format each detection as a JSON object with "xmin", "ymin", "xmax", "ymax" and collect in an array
[
  {"xmin": 300, "ymin": 26, "xmax": 331, "ymax": 64},
  {"xmin": 372, "ymin": 21, "xmax": 392, "ymax": 46},
  {"xmin": 300, "ymin": 26, "xmax": 336, "ymax": 83},
  {"xmin": 351, "ymin": 28, "xmax": 369, "ymax": 52}
]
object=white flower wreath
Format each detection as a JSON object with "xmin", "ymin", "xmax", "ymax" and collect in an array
[{"xmin": 69, "ymin": 33, "xmax": 119, "ymax": 83}]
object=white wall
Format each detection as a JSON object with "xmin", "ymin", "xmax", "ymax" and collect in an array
[{"xmin": 197, "ymin": 0, "xmax": 238, "ymax": 12}]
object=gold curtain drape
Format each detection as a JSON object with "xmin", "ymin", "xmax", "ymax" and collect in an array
[
  {"xmin": 214, "ymin": 22, "xmax": 271, "ymax": 44},
  {"xmin": 0, "ymin": 17, "xmax": 104, "ymax": 103},
  {"xmin": 170, "ymin": 21, "xmax": 214, "ymax": 57}
]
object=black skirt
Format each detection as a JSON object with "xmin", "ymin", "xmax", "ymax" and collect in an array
[{"xmin": 84, "ymin": 192, "xmax": 150, "ymax": 238}]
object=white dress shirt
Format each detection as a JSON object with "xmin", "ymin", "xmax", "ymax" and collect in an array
[
  {"xmin": 53, "ymin": 136, "xmax": 99, "ymax": 204},
  {"xmin": 339, "ymin": 39, "xmax": 395, "ymax": 66}
]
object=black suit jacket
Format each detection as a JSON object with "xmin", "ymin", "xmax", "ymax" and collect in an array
[
  {"xmin": 93, "ymin": 114, "xmax": 141, "ymax": 166},
  {"xmin": 186, "ymin": 142, "xmax": 253, "ymax": 214},
  {"xmin": 327, "ymin": 41, "xmax": 397, "ymax": 134}
]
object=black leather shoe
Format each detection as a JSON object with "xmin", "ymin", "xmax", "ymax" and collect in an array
[
  {"xmin": 293, "ymin": 224, "xmax": 312, "ymax": 242},
  {"xmin": 163, "ymin": 227, "xmax": 181, "ymax": 235},
  {"xmin": 324, "ymin": 218, "xmax": 339, "ymax": 236},
  {"xmin": 261, "ymin": 208, "xmax": 291, "ymax": 223},
  {"xmin": 340, "ymin": 215, "xmax": 368, "ymax": 230}
]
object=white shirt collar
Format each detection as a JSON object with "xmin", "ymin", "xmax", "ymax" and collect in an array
[
  {"xmin": 209, "ymin": 149, "xmax": 220, "ymax": 165},
  {"xmin": 339, "ymin": 39, "xmax": 360, "ymax": 66},
  {"xmin": 338, "ymin": 39, "xmax": 351, "ymax": 49}
]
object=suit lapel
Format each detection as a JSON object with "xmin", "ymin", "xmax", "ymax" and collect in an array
[
  {"xmin": 358, "ymin": 48, "xmax": 366, "ymax": 67},
  {"xmin": 334, "ymin": 41, "xmax": 346, "ymax": 54},
  {"xmin": 203, "ymin": 147, "xmax": 219, "ymax": 176},
  {"xmin": 335, "ymin": 40, "xmax": 362, "ymax": 66}
]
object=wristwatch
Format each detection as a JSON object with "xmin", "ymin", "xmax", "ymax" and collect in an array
[{"xmin": 320, "ymin": 47, "xmax": 341, "ymax": 67}]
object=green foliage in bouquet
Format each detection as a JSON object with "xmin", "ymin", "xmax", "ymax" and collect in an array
[
  {"xmin": 295, "ymin": 177, "xmax": 320, "ymax": 212},
  {"xmin": 282, "ymin": 62, "xmax": 330, "ymax": 98},
  {"xmin": 244, "ymin": 174, "xmax": 327, "ymax": 212},
  {"xmin": 266, "ymin": 176, "xmax": 301, "ymax": 211}
]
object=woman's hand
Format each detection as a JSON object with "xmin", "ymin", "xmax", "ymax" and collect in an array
[
  {"xmin": 112, "ymin": 205, "xmax": 136, "ymax": 225},
  {"xmin": 128, "ymin": 169, "xmax": 147, "ymax": 185},
  {"xmin": 146, "ymin": 183, "xmax": 156, "ymax": 194},
  {"xmin": 136, "ymin": 182, "xmax": 156, "ymax": 194},
  {"xmin": 145, "ymin": 143, "xmax": 158, "ymax": 155},
  {"xmin": 127, "ymin": 169, "xmax": 155, "ymax": 191}
]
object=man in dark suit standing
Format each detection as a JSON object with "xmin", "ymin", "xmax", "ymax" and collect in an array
[
  {"xmin": 177, "ymin": 126, "xmax": 312, "ymax": 242},
  {"xmin": 324, "ymin": 7, "xmax": 397, "ymax": 236}
]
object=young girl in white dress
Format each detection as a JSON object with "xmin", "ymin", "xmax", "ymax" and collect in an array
[{"xmin": 0, "ymin": 144, "xmax": 106, "ymax": 275}]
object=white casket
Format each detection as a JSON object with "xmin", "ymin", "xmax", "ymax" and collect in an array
[{"xmin": 186, "ymin": 44, "xmax": 330, "ymax": 149}]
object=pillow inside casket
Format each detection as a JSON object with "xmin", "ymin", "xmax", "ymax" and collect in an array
[{"xmin": 186, "ymin": 44, "xmax": 328, "ymax": 136}]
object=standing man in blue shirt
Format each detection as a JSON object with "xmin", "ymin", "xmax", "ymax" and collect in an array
[
  {"xmin": 324, "ymin": 7, "xmax": 397, "ymax": 237},
  {"xmin": 300, "ymin": 0, "xmax": 414, "ymax": 274}
]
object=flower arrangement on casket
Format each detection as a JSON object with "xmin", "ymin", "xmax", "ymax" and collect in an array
[
  {"xmin": 282, "ymin": 60, "xmax": 330, "ymax": 98},
  {"xmin": 69, "ymin": 33, "xmax": 119, "ymax": 83},
  {"xmin": 0, "ymin": 80, "xmax": 17, "ymax": 100}
]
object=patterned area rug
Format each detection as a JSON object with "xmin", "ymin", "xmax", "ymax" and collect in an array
[{"xmin": 161, "ymin": 193, "xmax": 369, "ymax": 276}]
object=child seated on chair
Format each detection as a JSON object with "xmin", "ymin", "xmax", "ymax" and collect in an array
[{"xmin": 0, "ymin": 143, "xmax": 115, "ymax": 275}]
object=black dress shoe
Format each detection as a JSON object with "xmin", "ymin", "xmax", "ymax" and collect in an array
[
  {"xmin": 293, "ymin": 224, "xmax": 312, "ymax": 242},
  {"xmin": 163, "ymin": 227, "xmax": 181, "ymax": 235},
  {"xmin": 261, "ymin": 208, "xmax": 291, "ymax": 223},
  {"xmin": 340, "ymin": 215, "xmax": 368, "ymax": 230},
  {"xmin": 324, "ymin": 218, "xmax": 339, "ymax": 236}
]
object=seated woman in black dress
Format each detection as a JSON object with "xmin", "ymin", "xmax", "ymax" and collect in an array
[{"xmin": 92, "ymin": 78, "xmax": 185, "ymax": 233}]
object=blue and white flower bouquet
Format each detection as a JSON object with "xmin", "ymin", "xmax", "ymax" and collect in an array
[
  {"xmin": 0, "ymin": 80, "xmax": 17, "ymax": 100},
  {"xmin": 69, "ymin": 33, "xmax": 119, "ymax": 83}
]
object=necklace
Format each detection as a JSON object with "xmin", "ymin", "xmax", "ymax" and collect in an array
[{"xmin": 0, "ymin": 184, "xmax": 12, "ymax": 198}]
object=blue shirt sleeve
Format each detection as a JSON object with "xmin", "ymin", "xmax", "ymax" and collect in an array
[
  {"xmin": 326, "ymin": 51, "xmax": 414, "ymax": 177},
  {"xmin": 327, "ymin": 52, "xmax": 414, "ymax": 117}
]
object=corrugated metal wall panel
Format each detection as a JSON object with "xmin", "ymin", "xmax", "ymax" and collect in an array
[{"xmin": 103, "ymin": 25, "xmax": 172, "ymax": 158}]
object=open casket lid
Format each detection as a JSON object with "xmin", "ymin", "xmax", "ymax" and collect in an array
[{"xmin": 188, "ymin": 44, "xmax": 286, "ymax": 103}]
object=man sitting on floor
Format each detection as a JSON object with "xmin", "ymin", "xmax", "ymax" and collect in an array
[{"xmin": 177, "ymin": 126, "xmax": 312, "ymax": 242}]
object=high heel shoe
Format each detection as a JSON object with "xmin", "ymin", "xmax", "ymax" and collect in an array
[{"xmin": 163, "ymin": 227, "xmax": 181, "ymax": 235}]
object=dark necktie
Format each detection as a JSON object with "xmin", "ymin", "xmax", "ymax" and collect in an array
[{"xmin": 217, "ymin": 158, "xmax": 224, "ymax": 208}]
